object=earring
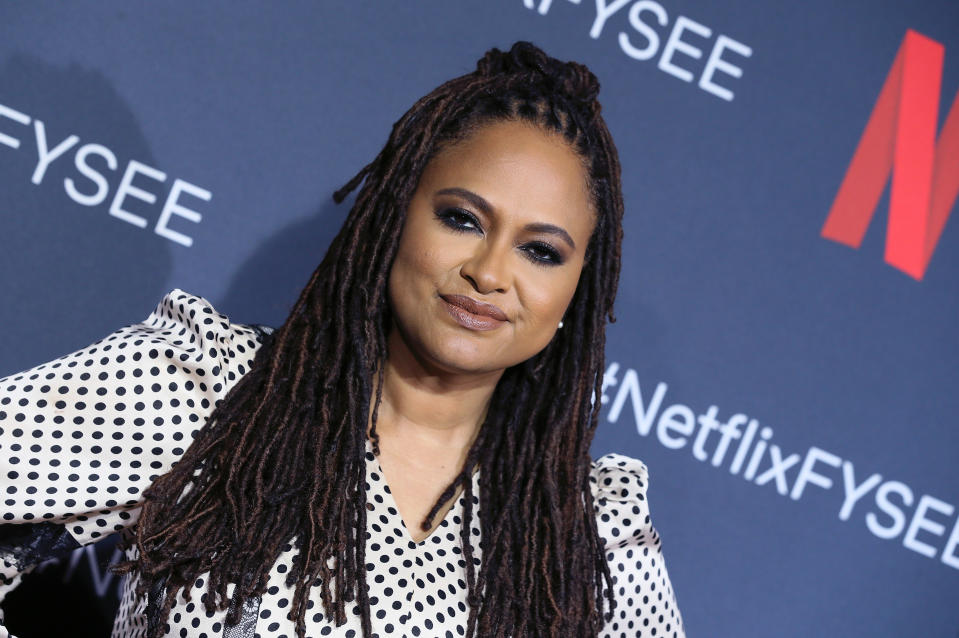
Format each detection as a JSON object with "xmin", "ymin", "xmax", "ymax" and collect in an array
[{"xmin": 558, "ymin": 320, "xmax": 564, "ymax": 329}]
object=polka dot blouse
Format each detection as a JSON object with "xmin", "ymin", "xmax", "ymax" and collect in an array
[{"xmin": 0, "ymin": 290, "xmax": 684, "ymax": 638}]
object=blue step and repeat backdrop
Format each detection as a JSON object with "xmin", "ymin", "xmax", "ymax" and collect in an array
[{"xmin": 1, "ymin": 2, "xmax": 957, "ymax": 637}]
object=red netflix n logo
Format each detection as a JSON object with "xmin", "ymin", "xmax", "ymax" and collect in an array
[{"xmin": 822, "ymin": 29, "xmax": 959, "ymax": 280}]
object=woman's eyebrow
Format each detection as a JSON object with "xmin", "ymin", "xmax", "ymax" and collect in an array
[
  {"xmin": 523, "ymin": 222, "xmax": 576, "ymax": 250},
  {"xmin": 435, "ymin": 187, "xmax": 576, "ymax": 250},
  {"xmin": 436, "ymin": 187, "xmax": 492, "ymax": 214}
]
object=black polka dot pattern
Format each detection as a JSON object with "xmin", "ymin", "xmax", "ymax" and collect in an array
[
  {"xmin": 1, "ymin": 290, "xmax": 684, "ymax": 637},
  {"xmin": 590, "ymin": 455, "xmax": 685, "ymax": 637}
]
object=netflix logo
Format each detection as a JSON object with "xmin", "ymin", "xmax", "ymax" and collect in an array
[{"xmin": 823, "ymin": 29, "xmax": 959, "ymax": 281}]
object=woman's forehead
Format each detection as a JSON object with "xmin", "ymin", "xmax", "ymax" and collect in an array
[{"xmin": 421, "ymin": 120, "xmax": 595, "ymax": 219}]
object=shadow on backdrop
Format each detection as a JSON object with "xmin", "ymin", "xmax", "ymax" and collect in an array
[
  {"xmin": 0, "ymin": 53, "xmax": 172, "ymax": 637},
  {"xmin": 0, "ymin": 54, "xmax": 173, "ymax": 376},
  {"xmin": 217, "ymin": 195, "xmax": 351, "ymax": 329}
]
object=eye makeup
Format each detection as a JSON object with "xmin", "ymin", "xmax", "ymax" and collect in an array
[
  {"xmin": 434, "ymin": 206, "xmax": 567, "ymax": 268},
  {"xmin": 434, "ymin": 207, "xmax": 481, "ymax": 233}
]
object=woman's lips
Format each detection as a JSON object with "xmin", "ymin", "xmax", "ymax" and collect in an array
[{"xmin": 440, "ymin": 294, "xmax": 507, "ymax": 331}]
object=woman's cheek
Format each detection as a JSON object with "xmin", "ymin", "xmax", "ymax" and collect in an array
[{"xmin": 528, "ymin": 272, "xmax": 573, "ymax": 319}]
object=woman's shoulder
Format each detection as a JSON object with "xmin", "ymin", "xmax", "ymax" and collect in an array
[
  {"xmin": 590, "ymin": 452, "xmax": 649, "ymax": 490},
  {"xmin": 589, "ymin": 452, "xmax": 649, "ymax": 507},
  {"xmin": 589, "ymin": 453, "xmax": 686, "ymax": 637},
  {"xmin": 141, "ymin": 288, "xmax": 273, "ymax": 346},
  {"xmin": 589, "ymin": 452, "xmax": 656, "ymax": 551},
  {"xmin": 119, "ymin": 288, "xmax": 274, "ymax": 395},
  {"xmin": 106, "ymin": 288, "xmax": 272, "ymax": 381}
]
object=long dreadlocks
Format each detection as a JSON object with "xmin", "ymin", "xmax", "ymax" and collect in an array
[{"xmin": 117, "ymin": 41, "xmax": 625, "ymax": 637}]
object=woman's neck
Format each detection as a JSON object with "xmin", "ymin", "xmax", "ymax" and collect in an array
[
  {"xmin": 367, "ymin": 329, "xmax": 499, "ymax": 539},
  {"xmin": 370, "ymin": 327, "xmax": 503, "ymax": 454}
]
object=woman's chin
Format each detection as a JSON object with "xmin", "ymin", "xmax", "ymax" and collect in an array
[
  {"xmin": 427, "ymin": 351, "xmax": 505, "ymax": 378},
  {"xmin": 413, "ymin": 338, "xmax": 516, "ymax": 378},
  {"xmin": 387, "ymin": 322, "xmax": 529, "ymax": 378}
]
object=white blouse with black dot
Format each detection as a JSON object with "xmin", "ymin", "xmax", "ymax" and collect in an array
[{"xmin": 0, "ymin": 290, "xmax": 684, "ymax": 638}]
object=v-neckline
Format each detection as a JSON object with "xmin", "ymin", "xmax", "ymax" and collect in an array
[{"xmin": 365, "ymin": 438, "xmax": 477, "ymax": 546}]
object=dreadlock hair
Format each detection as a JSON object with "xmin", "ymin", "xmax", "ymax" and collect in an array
[{"xmin": 116, "ymin": 41, "xmax": 625, "ymax": 637}]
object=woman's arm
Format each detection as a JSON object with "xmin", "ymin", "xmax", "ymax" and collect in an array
[{"xmin": 0, "ymin": 289, "xmax": 269, "ymax": 636}]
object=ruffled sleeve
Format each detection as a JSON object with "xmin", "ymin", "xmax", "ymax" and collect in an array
[
  {"xmin": 0, "ymin": 289, "xmax": 270, "ymax": 631},
  {"xmin": 591, "ymin": 453, "xmax": 685, "ymax": 638}
]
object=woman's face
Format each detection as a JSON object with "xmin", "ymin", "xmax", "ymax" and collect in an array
[{"xmin": 387, "ymin": 119, "xmax": 595, "ymax": 377}]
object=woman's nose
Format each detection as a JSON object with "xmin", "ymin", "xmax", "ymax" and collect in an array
[{"xmin": 459, "ymin": 242, "xmax": 510, "ymax": 294}]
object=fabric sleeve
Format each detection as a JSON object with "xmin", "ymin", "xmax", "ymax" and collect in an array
[
  {"xmin": 0, "ymin": 289, "xmax": 270, "ymax": 627},
  {"xmin": 591, "ymin": 453, "xmax": 686, "ymax": 638}
]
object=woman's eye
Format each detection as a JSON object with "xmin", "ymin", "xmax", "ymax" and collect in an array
[
  {"xmin": 522, "ymin": 241, "xmax": 564, "ymax": 266},
  {"xmin": 436, "ymin": 208, "xmax": 481, "ymax": 233}
]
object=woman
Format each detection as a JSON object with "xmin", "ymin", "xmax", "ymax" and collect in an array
[{"xmin": 0, "ymin": 42, "xmax": 684, "ymax": 637}]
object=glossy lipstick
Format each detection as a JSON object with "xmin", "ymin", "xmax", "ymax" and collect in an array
[{"xmin": 439, "ymin": 294, "xmax": 507, "ymax": 331}]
